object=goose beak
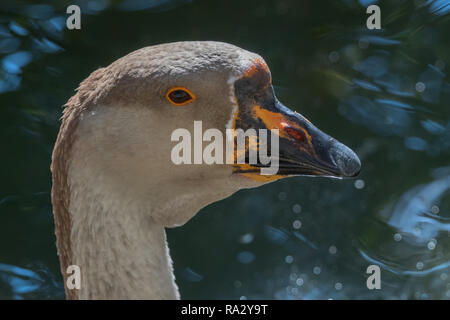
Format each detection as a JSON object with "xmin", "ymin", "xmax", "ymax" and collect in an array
[
  {"xmin": 264, "ymin": 99, "xmax": 361, "ymax": 178},
  {"xmin": 234, "ymin": 98, "xmax": 361, "ymax": 179},
  {"xmin": 232, "ymin": 59, "xmax": 360, "ymax": 180}
]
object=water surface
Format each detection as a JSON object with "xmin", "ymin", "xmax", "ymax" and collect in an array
[{"xmin": 0, "ymin": 0, "xmax": 449, "ymax": 299}]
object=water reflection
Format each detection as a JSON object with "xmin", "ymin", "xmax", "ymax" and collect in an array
[
  {"xmin": 387, "ymin": 169, "xmax": 450, "ymax": 242},
  {"xmin": 0, "ymin": 263, "xmax": 63, "ymax": 299},
  {"xmin": 118, "ymin": 0, "xmax": 192, "ymax": 12},
  {"xmin": 426, "ymin": 0, "xmax": 450, "ymax": 15},
  {"xmin": 0, "ymin": 3, "xmax": 65, "ymax": 94}
]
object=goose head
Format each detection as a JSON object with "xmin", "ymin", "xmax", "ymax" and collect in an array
[{"xmin": 52, "ymin": 41, "xmax": 360, "ymax": 299}]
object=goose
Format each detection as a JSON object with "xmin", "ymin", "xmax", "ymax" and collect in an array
[{"xmin": 51, "ymin": 41, "xmax": 361, "ymax": 300}]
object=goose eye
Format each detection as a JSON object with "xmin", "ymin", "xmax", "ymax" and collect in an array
[{"xmin": 166, "ymin": 87, "xmax": 195, "ymax": 106}]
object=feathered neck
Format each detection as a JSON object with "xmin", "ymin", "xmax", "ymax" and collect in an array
[
  {"xmin": 52, "ymin": 117, "xmax": 180, "ymax": 299},
  {"xmin": 67, "ymin": 174, "xmax": 179, "ymax": 299}
]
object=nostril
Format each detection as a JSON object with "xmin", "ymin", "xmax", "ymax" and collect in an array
[{"xmin": 285, "ymin": 127, "xmax": 305, "ymax": 143}]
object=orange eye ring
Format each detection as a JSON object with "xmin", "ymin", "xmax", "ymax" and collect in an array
[{"xmin": 166, "ymin": 87, "xmax": 196, "ymax": 106}]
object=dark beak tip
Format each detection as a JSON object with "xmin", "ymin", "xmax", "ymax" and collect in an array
[{"xmin": 330, "ymin": 143, "xmax": 361, "ymax": 178}]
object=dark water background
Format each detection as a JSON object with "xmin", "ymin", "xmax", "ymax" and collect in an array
[{"xmin": 0, "ymin": 0, "xmax": 449, "ymax": 299}]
